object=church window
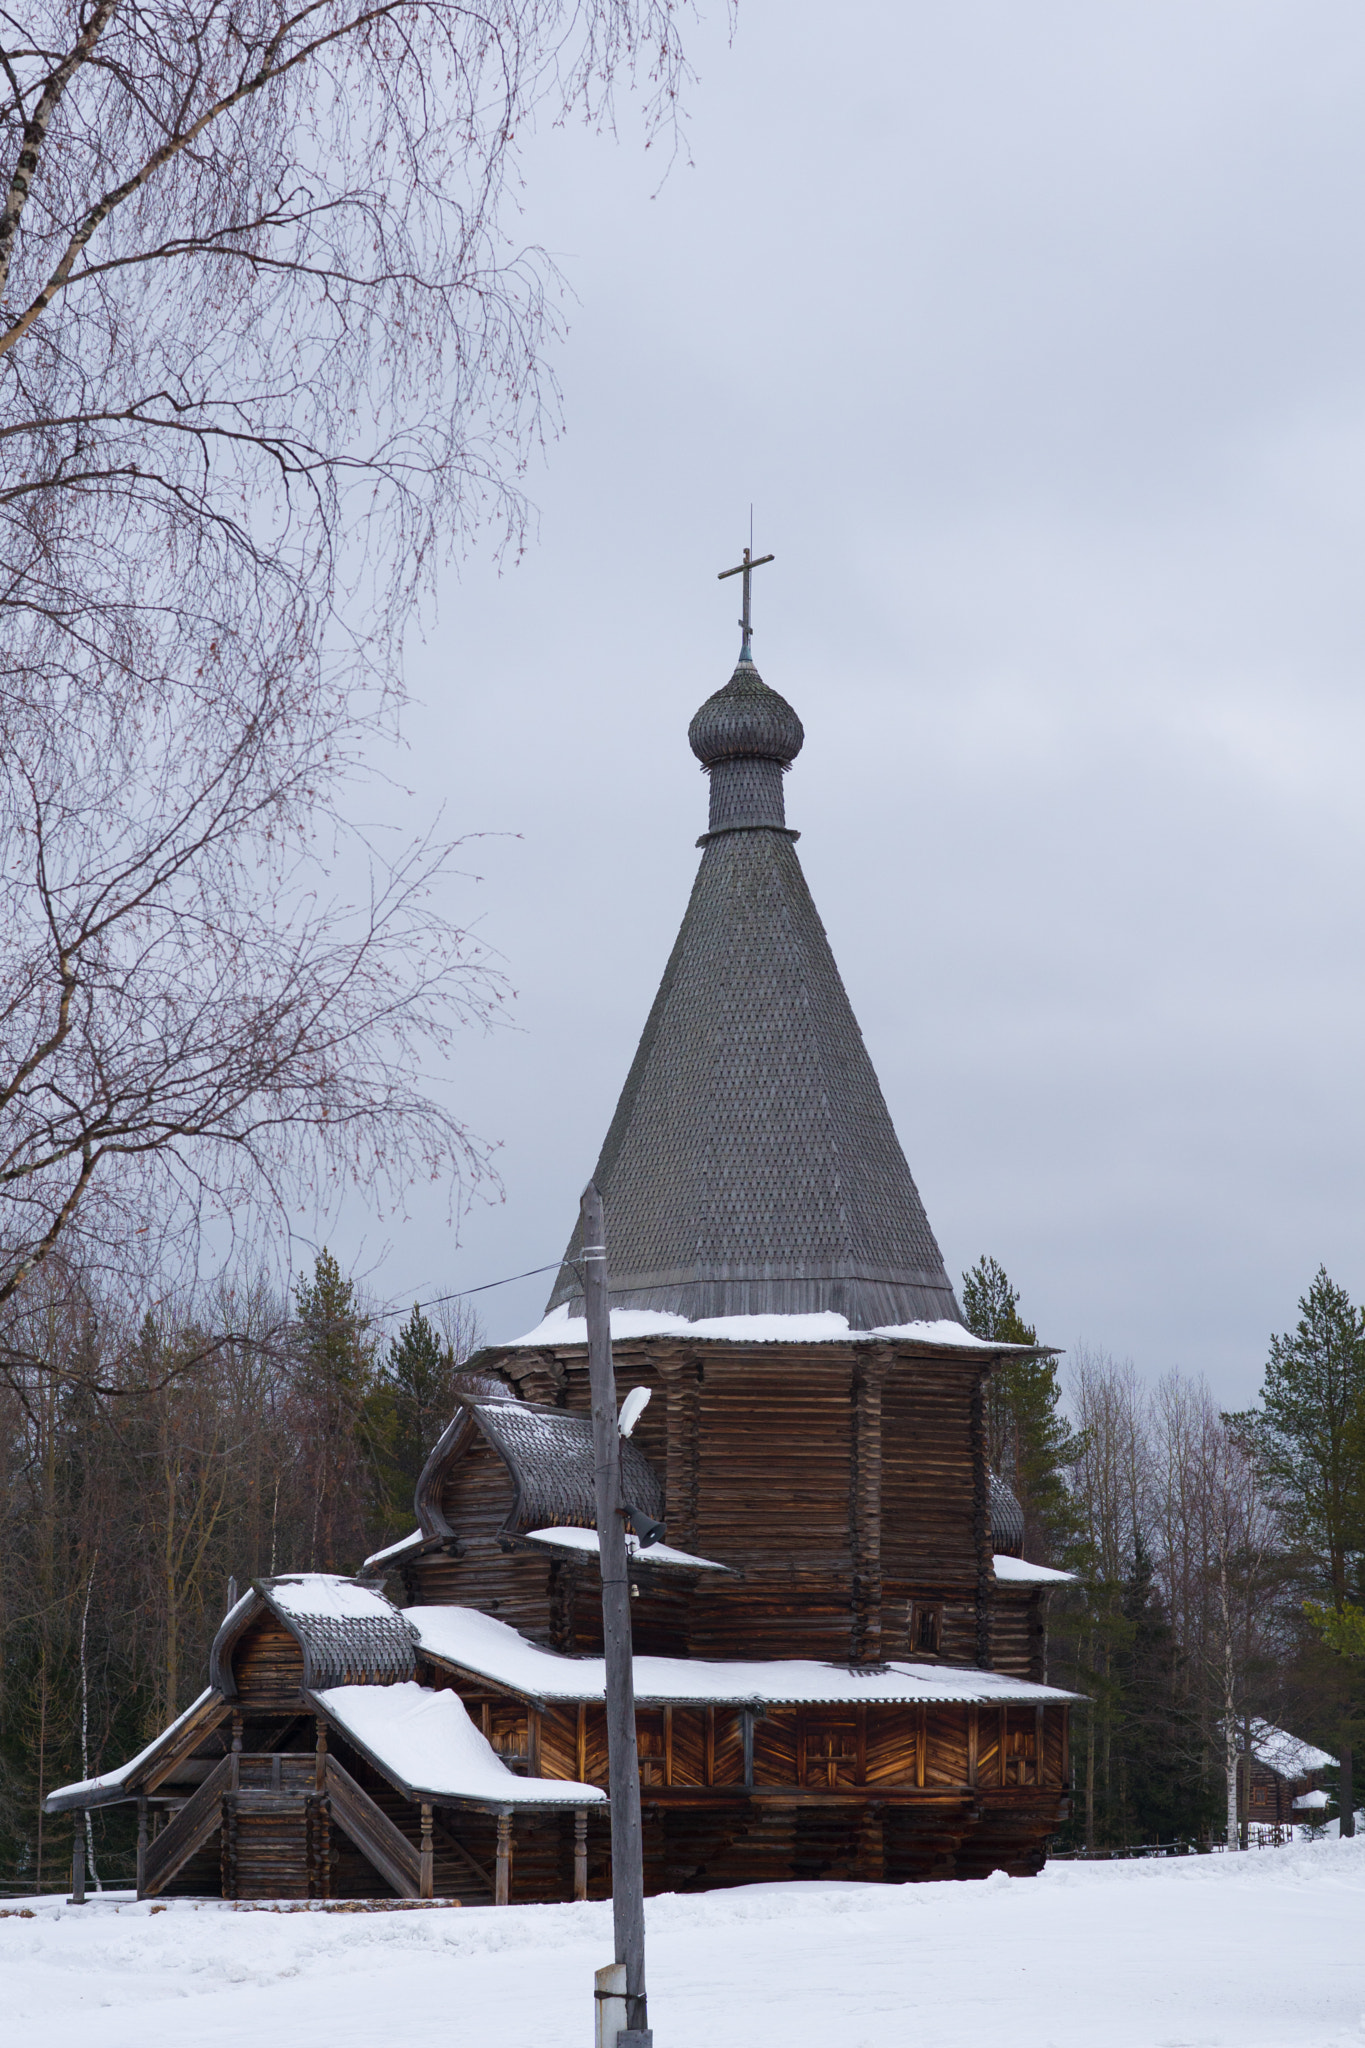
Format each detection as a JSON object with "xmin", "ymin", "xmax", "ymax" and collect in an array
[{"xmin": 910, "ymin": 1602, "xmax": 943, "ymax": 1656}]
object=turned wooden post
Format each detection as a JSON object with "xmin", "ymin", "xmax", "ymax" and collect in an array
[
  {"xmin": 419, "ymin": 1803, "xmax": 434, "ymax": 1899},
  {"xmin": 136, "ymin": 1793, "xmax": 148, "ymax": 1897},
  {"xmin": 70, "ymin": 1818, "xmax": 86, "ymax": 1905},
  {"xmin": 495, "ymin": 1810, "xmax": 512, "ymax": 1905},
  {"xmin": 574, "ymin": 1808, "xmax": 589, "ymax": 1901}
]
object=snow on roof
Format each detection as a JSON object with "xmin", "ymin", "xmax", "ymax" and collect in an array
[
  {"xmin": 361, "ymin": 1530, "xmax": 427, "ymax": 1571},
  {"xmin": 523, "ymin": 1526, "xmax": 731, "ymax": 1572},
  {"xmin": 992, "ymin": 1555, "xmax": 1077, "ymax": 1586},
  {"xmin": 506, "ymin": 1304, "xmax": 1027, "ymax": 1349},
  {"xmin": 871, "ymin": 1320, "xmax": 1017, "ymax": 1347},
  {"xmin": 313, "ymin": 1681, "xmax": 606, "ymax": 1809},
  {"xmin": 1293, "ymin": 1788, "xmax": 1331, "ymax": 1810},
  {"xmin": 265, "ymin": 1574, "xmax": 401, "ymax": 1624},
  {"xmin": 46, "ymin": 1689, "xmax": 218, "ymax": 1811},
  {"xmin": 407, "ymin": 1605, "xmax": 1083, "ymax": 1708},
  {"xmin": 1251, "ymin": 1720, "xmax": 1336, "ymax": 1778}
]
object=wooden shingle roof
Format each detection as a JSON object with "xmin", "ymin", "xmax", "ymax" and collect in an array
[
  {"xmin": 548, "ymin": 657, "xmax": 962, "ymax": 1331},
  {"xmin": 415, "ymin": 1388, "xmax": 665, "ymax": 1543},
  {"xmin": 209, "ymin": 1576, "xmax": 417, "ymax": 1694}
]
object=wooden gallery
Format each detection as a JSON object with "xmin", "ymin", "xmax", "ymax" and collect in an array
[{"xmin": 49, "ymin": 629, "xmax": 1081, "ymax": 1901}]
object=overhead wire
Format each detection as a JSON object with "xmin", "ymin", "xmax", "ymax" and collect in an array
[{"xmin": 377, "ymin": 1260, "xmax": 565, "ymax": 1321}]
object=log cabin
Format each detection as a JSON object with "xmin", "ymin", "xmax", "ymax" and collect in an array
[
  {"xmin": 49, "ymin": 630, "xmax": 1081, "ymax": 1899},
  {"xmin": 1242, "ymin": 1721, "xmax": 1336, "ymax": 1835}
]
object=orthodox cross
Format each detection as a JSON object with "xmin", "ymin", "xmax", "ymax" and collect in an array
[{"xmin": 718, "ymin": 538, "xmax": 775, "ymax": 663}]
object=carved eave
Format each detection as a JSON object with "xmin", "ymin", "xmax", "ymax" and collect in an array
[
  {"xmin": 208, "ymin": 1587, "xmax": 269, "ymax": 1699},
  {"xmin": 43, "ymin": 1688, "xmax": 231, "ymax": 1812},
  {"xmin": 484, "ymin": 1331, "xmax": 1056, "ymax": 1374}
]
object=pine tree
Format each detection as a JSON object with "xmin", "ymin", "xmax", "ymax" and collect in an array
[
  {"xmin": 384, "ymin": 1305, "xmax": 458, "ymax": 1517},
  {"xmin": 961, "ymin": 1255, "xmax": 1084, "ymax": 1565},
  {"xmin": 290, "ymin": 1250, "xmax": 384, "ymax": 1571},
  {"xmin": 1236, "ymin": 1267, "xmax": 1365, "ymax": 1837}
]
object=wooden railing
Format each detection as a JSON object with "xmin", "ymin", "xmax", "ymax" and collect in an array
[
  {"xmin": 323, "ymin": 1757, "xmax": 423, "ymax": 1899},
  {"xmin": 140, "ymin": 1756, "xmax": 235, "ymax": 1897}
]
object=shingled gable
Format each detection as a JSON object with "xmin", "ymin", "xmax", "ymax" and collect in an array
[
  {"xmin": 209, "ymin": 1574, "xmax": 417, "ymax": 1694},
  {"xmin": 545, "ymin": 655, "xmax": 963, "ymax": 1331},
  {"xmin": 414, "ymin": 1378, "xmax": 664, "ymax": 1545}
]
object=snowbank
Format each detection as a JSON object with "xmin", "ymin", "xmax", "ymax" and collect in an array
[{"xmin": 5, "ymin": 1834, "xmax": 1365, "ymax": 2048}]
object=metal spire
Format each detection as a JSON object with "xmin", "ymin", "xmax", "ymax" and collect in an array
[{"xmin": 718, "ymin": 513, "xmax": 774, "ymax": 663}]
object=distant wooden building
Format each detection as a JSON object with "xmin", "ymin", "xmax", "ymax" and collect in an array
[
  {"xmin": 50, "ymin": 632, "xmax": 1080, "ymax": 1898},
  {"xmin": 1242, "ymin": 1721, "xmax": 1335, "ymax": 1833}
]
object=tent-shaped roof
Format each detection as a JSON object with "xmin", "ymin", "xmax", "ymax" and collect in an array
[{"xmin": 546, "ymin": 658, "xmax": 962, "ymax": 1331}]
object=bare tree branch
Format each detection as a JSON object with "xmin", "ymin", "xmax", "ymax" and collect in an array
[{"xmin": 0, "ymin": 0, "xmax": 694, "ymax": 1327}]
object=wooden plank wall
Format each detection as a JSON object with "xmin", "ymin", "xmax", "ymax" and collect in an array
[
  {"xmin": 411, "ymin": 1339, "xmax": 1064, "ymax": 1762},
  {"xmin": 441, "ymin": 1675, "xmax": 1068, "ymax": 1799},
  {"xmin": 499, "ymin": 1341, "xmax": 1003, "ymax": 1666},
  {"xmin": 403, "ymin": 1435, "xmax": 557, "ymax": 1641},
  {"xmin": 233, "ymin": 1618, "xmax": 305, "ymax": 1708},
  {"xmin": 879, "ymin": 1360, "xmax": 980, "ymax": 1598},
  {"xmin": 989, "ymin": 1589, "xmax": 1047, "ymax": 1682},
  {"xmin": 154, "ymin": 1697, "xmax": 1068, "ymax": 1903}
]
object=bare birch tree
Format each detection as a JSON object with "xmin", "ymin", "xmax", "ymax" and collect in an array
[
  {"xmin": 0, "ymin": 0, "xmax": 691, "ymax": 1327},
  {"xmin": 1066, "ymin": 1348, "xmax": 1147, "ymax": 1847}
]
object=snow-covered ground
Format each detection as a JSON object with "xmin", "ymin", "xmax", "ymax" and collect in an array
[{"xmin": 6, "ymin": 1837, "xmax": 1364, "ymax": 2048}]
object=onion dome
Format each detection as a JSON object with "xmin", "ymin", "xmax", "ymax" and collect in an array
[{"xmin": 688, "ymin": 663, "xmax": 804, "ymax": 769}]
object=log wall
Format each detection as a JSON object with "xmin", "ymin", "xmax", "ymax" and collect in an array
[
  {"xmin": 232, "ymin": 1617, "xmax": 305, "ymax": 1709},
  {"xmin": 497, "ymin": 1340, "xmax": 1012, "ymax": 1666}
]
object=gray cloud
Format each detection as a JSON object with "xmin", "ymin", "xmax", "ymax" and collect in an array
[{"xmin": 333, "ymin": 1, "xmax": 1365, "ymax": 1405}]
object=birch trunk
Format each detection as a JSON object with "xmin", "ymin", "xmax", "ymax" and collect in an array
[
  {"xmin": 78, "ymin": 1555, "xmax": 99, "ymax": 1889},
  {"xmin": 1218, "ymin": 1550, "xmax": 1240, "ymax": 1850}
]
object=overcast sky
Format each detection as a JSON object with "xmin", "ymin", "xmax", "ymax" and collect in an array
[{"xmin": 325, "ymin": 1, "xmax": 1365, "ymax": 1408}]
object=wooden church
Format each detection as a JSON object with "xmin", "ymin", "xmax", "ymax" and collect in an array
[{"xmin": 49, "ymin": 598, "xmax": 1079, "ymax": 1900}]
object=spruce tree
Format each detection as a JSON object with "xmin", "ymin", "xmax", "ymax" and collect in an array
[
  {"xmin": 1113, "ymin": 1536, "xmax": 1216, "ymax": 1846},
  {"xmin": 961, "ymin": 1255, "xmax": 1083, "ymax": 1565}
]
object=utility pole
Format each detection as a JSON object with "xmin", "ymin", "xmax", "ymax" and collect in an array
[{"xmin": 582, "ymin": 1182, "xmax": 651, "ymax": 2048}]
